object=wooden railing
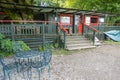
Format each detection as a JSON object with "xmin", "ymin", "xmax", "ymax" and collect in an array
[
  {"xmin": 84, "ymin": 24, "xmax": 99, "ymax": 45},
  {"xmin": 57, "ymin": 22, "xmax": 67, "ymax": 48},
  {"xmin": 0, "ymin": 20, "xmax": 58, "ymax": 49}
]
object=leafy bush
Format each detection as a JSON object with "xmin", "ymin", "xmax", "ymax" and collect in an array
[
  {"xmin": 1, "ymin": 39, "xmax": 13, "ymax": 53},
  {"xmin": 18, "ymin": 41, "xmax": 31, "ymax": 51},
  {"xmin": 0, "ymin": 33, "xmax": 31, "ymax": 57},
  {"xmin": 0, "ymin": 33, "xmax": 5, "ymax": 40},
  {"xmin": 0, "ymin": 33, "xmax": 5, "ymax": 49}
]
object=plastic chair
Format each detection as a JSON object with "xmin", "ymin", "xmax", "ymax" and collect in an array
[
  {"xmin": 31, "ymin": 49, "xmax": 52, "ymax": 80},
  {"xmin": 0, "ymin": 54, "xmax": 18, "ymax": 80}
]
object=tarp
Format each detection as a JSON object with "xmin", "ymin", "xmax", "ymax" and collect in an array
[{"xmin": 104, "ymin": 30, "xmax": 120, "ymax": 42}]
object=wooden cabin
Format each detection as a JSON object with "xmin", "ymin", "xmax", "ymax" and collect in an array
[{"xmin": 0, "ymin": 3, "xmax": 119, "ymax": 50}]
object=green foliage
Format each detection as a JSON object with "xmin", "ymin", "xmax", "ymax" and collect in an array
[
  {"xmin": 38, "ymin": 42, "xmax": 53, "ymax": 51},
  {"xmin": 104, "ymin": 40, "xmax": 120, "ymax": 45},
  {"xmin": 1, "ymin": 39, "xmax": 13, "ymax": 53},
  {"xmin": 0, "ymin": 33, "xmax": 5, "ymax": 40},
  {"xmin": 0, "ymin": 33, "xmax": 5, "ymax": 49},
  {"xmin": 1, "ymin": 0, "xmax": 34, "ymax": 20},
  {"xmin": 0, "ymin": 33, "xmax": 30, "ymax": 57},
  {"xmin": 18, "ymin": 41, "xmax": 31, "ymax": 51},
  {"xmin": 38, "ymin": 45, "xmax": 47, "ymax": 51},
  {"xmin": 64, "ymin": 0, "xmax": 120, "ymax": 14}
]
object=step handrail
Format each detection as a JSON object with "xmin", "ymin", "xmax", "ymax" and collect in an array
[
  {"xmin": 84, "ymin": 24, "xmax": 99, "ymax": 45},
  {"xmin": 85, "ymin": 24, "xmax": 99, "ymax": 32},
  {"xmin": 57, "ymin": 22, "xmax": 67, "ymax": 48},
  {"xmin": 58, "ymin": 22, "xmax": 68, "ymax": 33}
]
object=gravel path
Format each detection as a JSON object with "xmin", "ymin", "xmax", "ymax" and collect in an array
[{"xmin": 1, "ymin": 43, "xmax": 120, "ymax": 80}]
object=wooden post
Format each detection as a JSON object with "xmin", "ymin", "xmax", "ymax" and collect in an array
[
  {"xmin": 42, "ymin": 23, "xmax": 45, "ymax": 47},
  {"xmin": 81, "ymin": 12, "xmax": 85, "ymax": 35},
  {"xmin": 11, "ymin": 22, "xmax": 14, "ymax": 41}
]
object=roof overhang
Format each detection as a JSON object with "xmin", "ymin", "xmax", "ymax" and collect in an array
[{"xmin": 0, "ymin": 1, "xmax": 119, "ymax": 16}]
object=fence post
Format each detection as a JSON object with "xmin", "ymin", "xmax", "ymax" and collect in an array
[
  {"xmin": 42, "ymin": 23, "xmax": 45, "ymax": 46},
  {"xmin": 11, "ymin": 22, "xmax": 15, "ymax": 41}
]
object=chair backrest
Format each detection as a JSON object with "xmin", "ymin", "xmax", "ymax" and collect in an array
[
  {"xmin": 0, "ymin": 55, "xmax": 5, "ymax": 67},
  {"xmin": 12, "ymin": 41, "xmax": 23, "ymax": 53}
]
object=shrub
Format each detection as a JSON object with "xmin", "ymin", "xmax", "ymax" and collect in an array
[
  {"xmin": 0, "ymin": 33, "xmax": 5, "ymax": 40},
  {"xmin": 0, "ymin": 33, "xmax": 31, "ymax": 57},
  {"xmin": 1, "ymin": 39, "xmax": 13, "ymax": 53},
  {"xmin": 18, "ymin": 41, "xmax": 31, "ymax": 51}
]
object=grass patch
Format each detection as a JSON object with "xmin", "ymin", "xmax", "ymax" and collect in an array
[{"xmin": 103, "ymin": 40, "xmax": 120, "ymax": 45}]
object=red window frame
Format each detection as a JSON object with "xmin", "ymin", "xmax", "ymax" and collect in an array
[
  {"xmin": 0, "ymin": 12, "xmax": 5, "ymax": 14},
  {"xmin": 60, "ymin": 14, "xmax": 72, "ymax": 26},
  {"xmin": 90, "ymin": 16, "xmax": 99, "ymax": 26}
]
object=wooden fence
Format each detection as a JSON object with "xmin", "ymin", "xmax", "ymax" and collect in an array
[{"xmin": 0, "ymin": 20, "xmax": 58, "ymax": 49}]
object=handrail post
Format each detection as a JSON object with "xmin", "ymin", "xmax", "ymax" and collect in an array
[
  {"xmin": 93, "ymin": 31, "xmax": 95, "ymax": 45},
  {"xmin": 64, "ymin": 32, "xmax": 66, "ymax": 49}
]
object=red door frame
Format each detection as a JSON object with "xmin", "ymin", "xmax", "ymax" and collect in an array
[{"xmin": 78, "ymin": 15, "xmax": 83, "ymax": 33}]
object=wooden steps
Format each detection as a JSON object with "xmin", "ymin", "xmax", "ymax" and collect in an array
[{"xmin": 65, "ymin": 34, "xmax": 96, "ymax": 50}]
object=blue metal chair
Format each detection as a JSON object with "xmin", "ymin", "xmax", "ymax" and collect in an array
[
  {"xmin": 31, "ymin": 49, "xmax": 52, "ymax": 80},
  {"xmin": 13, "ymin": 41, "xmax": 32, "ymax": 80},
  {"xmin": 0, "ymin": 54, "xmax": 18, "ymax": 80}
]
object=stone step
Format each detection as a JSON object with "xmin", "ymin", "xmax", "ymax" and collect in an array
[
  {"xmin": 66, "ymin": 40, "xmax": 91, "ymax": 44},
  {"xmin": 65, "ymin": 34, "xmax": 94, "ymax": 50},
  {"xmin": 66, "ymin": 43, "xmax": 93, "ymax": 47},
  {"xmin": 66, "ymin": 46, "xmax": 96, "ymax": 50}
]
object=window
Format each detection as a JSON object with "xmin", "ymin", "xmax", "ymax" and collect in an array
[
  {"xmin": 61, "ymin": 16, "xmax": 70, "ymax": 24},
  {"xmin": 60, "ymin": 14, "xmax": 72, "ymax": 26},
  {"xmin": 90, "ymin": 16, "xmax": 99, "ymax": 26},
  {"xmin": 91, "ymin": 17, "xmax": 98, "ymax": 23}
]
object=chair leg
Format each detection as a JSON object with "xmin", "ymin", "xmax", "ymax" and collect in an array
[
  {"xmin": 47, "ymin": 65, "xmax": 50, "ymax": 78},
  {"xmin": 3, "ymin": 70, "xmax": 6, "ymax": 80},
  {"xmin": 8, "ymin": 72, "xmax": 11, "ymax": 80},
  {"xmin": 27, "ymin": 68, "xmax": 32, "ymax": 80},
  {"xmin": 37, "ymin": 69, "xmax": 42, "ymax": 80}
]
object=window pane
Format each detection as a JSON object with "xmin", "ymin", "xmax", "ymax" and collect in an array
[
  {"xmin": 61, "ymin": 16, "xmax": 70, "ymax": 24},
  {"xmin": 91, "ymin": 18, "xmax": 98, "ymax": 23}
]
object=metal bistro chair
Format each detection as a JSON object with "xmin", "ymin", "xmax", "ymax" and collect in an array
[
  {"xmin": 13, "ymin": 41, "xmax": 31, "ymax": 80},
  {"xmin": 31, "ymin": 42, "xmax": 52, "ymax": 80},
  {"xmin": 0, "ymin": 54, "xmax": 18, "ymax": 80}
]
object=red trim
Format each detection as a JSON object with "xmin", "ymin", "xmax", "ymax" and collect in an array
[
  {"xmin": 60, "ymin": 14, "xmax": 72, "ymax": 26},
  {"xmin": 90, "ymin": 16, "xmax": 99, "ymax": 26},
  {"xmin": 85, "ymin": 24, "xmax": 99, "ymax": 32},
  {"xmin": 0, "ymin": 12, "xmax": 5, "ymax": 14},
  {"xmin": 0, "ymin": 20, "xmax": 57, "ymax": 23},
  {"xmin": 58, "ymin": 22, "xmax": 68, "ymax": 33}
]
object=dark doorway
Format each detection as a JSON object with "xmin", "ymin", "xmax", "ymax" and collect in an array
[{"xmin": 34, "ymin": 13, "xmax": 45, "ymax": 21}]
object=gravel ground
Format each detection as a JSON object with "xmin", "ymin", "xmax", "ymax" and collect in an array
[{"xmin": 1, "ymin": 43, "xmax": 120, "ymax": 80}]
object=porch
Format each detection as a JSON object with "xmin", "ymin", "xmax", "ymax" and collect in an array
[{"xmin": 0, "ymin": 20, "xmax": 120, "ymax": 50}]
